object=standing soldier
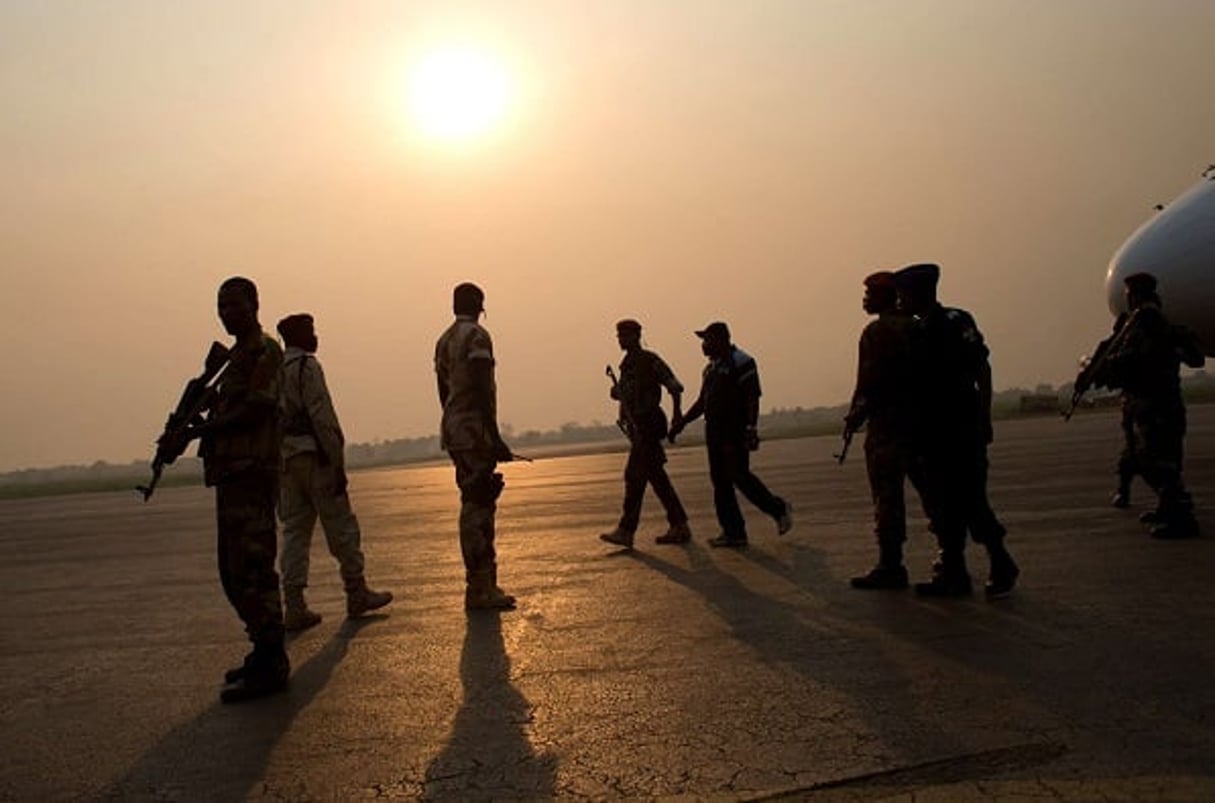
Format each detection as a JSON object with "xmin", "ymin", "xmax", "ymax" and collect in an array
[
  {"xmin": 670, "ymin": 321, "xmax": 792, "ymax": 547},
  {"xmin": 276, "ymin": 314, "xmax": 393, "ymax": 632},
  {"xmin": 845, "ymin": 272, "xmax": 914, "ymax": 589},
  {"xmin": 894, "ymin": 264, "xmax": 1019, "ymax": 598},
  {"xmin": 435, "ymin": 282, "xmax": 517, "ymax": 610},
  {"xmin": 599, "ymin": 319, "xmax": 693, "ymax": 549},
  {"xmin": 171, "ymin": 277, "xmax": 290, "ymax": 702},
  {"xmin": 1104, "ymin": 272, "xmax": 1201, "ymax": 539}
]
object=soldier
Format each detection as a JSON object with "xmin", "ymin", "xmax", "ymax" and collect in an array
[
  {"xmin": 845, "ymin": 272, "xmax": 914, "ymax": 589},
  {"xmin": 599, "ymin": 319, "xmax": 693, "ymax": 549},
  {"xmin": 276, "ymin": 314, "xmax": 393, "ymax": 631},
  {"xmin": 171, "ymin": 277, "xmax": 290, "ymax": 702},
  {"xmin": 669, "ymin": 321, "xmax": 792, "ymax": 547},
  {"xmin": 894, "ymin": 264, "xmax": 1019, "ymax": 598},
  {"xmin": 1103, "ymin": 272, "xmax": 1200, "ymax": 539},
  {"xmin": 435, "ymin": 282, "xmax": 517, "ymax": 610}
]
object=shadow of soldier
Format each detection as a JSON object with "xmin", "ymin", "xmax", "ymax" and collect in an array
[
  {"xmin": 101, "ymin": 615, "xmax": 383, "ymax": 802},
  {"xmin": 422, "ymin": 613, "xmax": 558, "ymax": 801}
]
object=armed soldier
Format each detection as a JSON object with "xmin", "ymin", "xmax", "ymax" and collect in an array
[
  {"xmin": 670, "ymin": 321, "xmax": 792, "ymax": 547},
  {"xmin": 162, "ymin": 277, "xmax": 290, "ymax": 702},
  {"xmin": 599, "ymin": 319, "xmax": 692, "ymax": 549},
  {"xmin": 845, "ymin": 272, "xmax": 914, "ymax": 589},
  {"xmin": 1102, "ymin": 272, "xmax": 1201, "ymax": 539},
  {"xmin": 276, "ymin": 314, "xmax": 393, "ymax": 631},
  {"xmin": 435, "ymin": 282, "xmax": 517, "ymax": 610},
  {"xmin": 894, "ymin": 264, "xmax": 1018, "ymax": 599}
]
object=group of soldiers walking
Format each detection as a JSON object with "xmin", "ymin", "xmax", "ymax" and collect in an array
[{"xmin": 152, "ymin": 265, "xmax": 1199, "ymax": 703}]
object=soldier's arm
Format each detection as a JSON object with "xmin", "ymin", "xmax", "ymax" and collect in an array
[
  {"xmin": 202, "ymin": 344, "xmax": 280, "ymax": 434},
  {"xmin": 654, "ymin": 355, "xmax": 685, "ymax": 419}
]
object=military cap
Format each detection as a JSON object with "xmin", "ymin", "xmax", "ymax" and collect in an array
[
  {"xmin": 616, "ymin": 318, "xmax": 642, "ymax": 334},
  {"xmin": 892, "ymin": 263, "xmax": 940, "ymax": 292},
  {"xmin": 453, "ymin": 282, "xmax": 485, "ymax": 314},
  {"xmin": 1123, "ymin": 272, "xmax": 1158, "ymax": 296},
  {"xmin": 863, "ymin": 271, "xmax": 897, "ymax": 291},
  {"xmin": 695, "ymin": 321, "xmax": 731, "ymax": 341},
  {"xmin": 276, "ymin": 313, "xmax": 314, "ymax": 343}
]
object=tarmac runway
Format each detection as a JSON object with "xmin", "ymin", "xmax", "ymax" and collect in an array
[{"xmin": 1, "ymin": 408, "xmax": 1213, "ymax": 801}]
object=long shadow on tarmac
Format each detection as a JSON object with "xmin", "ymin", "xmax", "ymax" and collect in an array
[
  {"xmin": 422, "ymin": 613, "xmax": 558, "ymax": 801},
  {"xmin": 101, "ymin": 616, "xmax": 383, "ymax": 802}
]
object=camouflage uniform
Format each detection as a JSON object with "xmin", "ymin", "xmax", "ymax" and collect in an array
[
  {"xmin": 435, "ymin": 315, "xmax": 506, "ymax": 587},
  {"xmin": 1105, "ymin": 300, "xmax": 1197, "ymax": 536},
  {"xmin": 847, "ymin": 308, "xmax": 913, "ymax": 574},
  {"xmin": 201, "ymin": 329, "xmax": 285, "ymax": 646},
  {"xmin": 279, "ymin": 347, "xmax": 367, "ymax": 595},
  {"xmin": 615, "ymin": 348, "xmax": 688, "ymax": 534}
]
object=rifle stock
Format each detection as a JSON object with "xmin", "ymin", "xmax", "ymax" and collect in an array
[{"xmin": 137, "ymin": 342, "xmax": 231, "ymax": 501}]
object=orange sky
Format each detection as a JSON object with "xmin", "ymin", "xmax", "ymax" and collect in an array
[{"xmin": 2, "ymin": 0, "xmax": 1214, "ymax": 472}]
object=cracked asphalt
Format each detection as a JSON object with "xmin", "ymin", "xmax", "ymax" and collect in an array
[{"xmin": 1, "ymin": 408, "xmax": 1213, "ymax": 801}]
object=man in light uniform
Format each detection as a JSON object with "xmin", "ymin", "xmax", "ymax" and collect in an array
[
  {"xmin": 435, "ymin": 282, "xmax": 517, "ymax": 610},
  {"xmin": 276, "ymin": 313, "xmax": 393, "ymax": 631}
]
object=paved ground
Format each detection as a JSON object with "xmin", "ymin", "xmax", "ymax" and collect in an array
[{"xmin": 1, "ymin": 408, "xmax": 1213, "ymax": 801}]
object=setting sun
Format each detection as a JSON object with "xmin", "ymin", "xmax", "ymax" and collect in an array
[{"xmin": 408, "ymin": 47, "xmax": 510, "ymax": 142}]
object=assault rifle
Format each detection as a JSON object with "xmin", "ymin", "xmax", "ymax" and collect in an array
[
  {"xmin": 834, "ymin": 425, "xmax": 855, "ymax": 464},
  {"xmin": 605, "ymin": 365, "xmax": 634, "ymax": 441},
  {"xmin": 1063, "ymin": 311, "xmax": 1132, "ymax": 421},
  {"xmin": 137, "ymin": 342, "xmax": 231, "ymax": 501}
]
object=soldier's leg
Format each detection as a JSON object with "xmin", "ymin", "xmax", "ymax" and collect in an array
[
  {"xmin": 617, "ymin": 440, "xmax": 648, "ymax": 534},
  {"xmin": 1113, "ymin": 400, "xmax": 1136, "ymax": 507},
  {"xmin": 216, "ymin": 470, "xmax": 288, "ymax": 702},
  {"xmin": 279, "ymin": 454, "xmax": 321, "ymax": 630},
  {"xmin": 312, "ymin": 461, "xmax": 393, "ymax": 616},
  {"xmin": 910, "ymin": 447, "xmax": 972, "ymax": 598},
  {"xmin": 852, "ymin": 434, "xmax": 909, "ymax": 589},
  {"xmin": 706, "ymin": 435, "xmax": 746, "ymax": 544},
  {"xmin": 454, "ymin": 451, "xmax": 513, "ymax": 609},
  {"xmin": 643, "ymin": 439, "xmax": 691, "ymax": 543},
  {"xmin": 966, "ymin": 442, "xmax": 1018, "ymax": 598},
  {"xmin": 1138, "ymin": 400, "xmax": 1197, "ymax": 538}
]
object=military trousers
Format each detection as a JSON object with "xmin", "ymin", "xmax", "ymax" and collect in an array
[
  {"xmin": 279, "ymin": 452, "xmax": 367, "ymax": 592},
  {"xmin": 450, "ymin": 448, "xmax": 503, "ymax": 578},
  {"xmin": 619, "ymin": 435, "xmax": 687, "ymax": 533},
  {"xmin": 215, "ymin": 468, "xmax": 284, "ymax": 643},
  {"xmin": 1116, "ymin": 396, "xmax": 1139, "ymax": 492},
  {"xmin": 1130, "ymin": 394, "xmax": 1191, "ymax": 518},
  {"xmin": 863, "ymin": 429, "xmax": 907, "ymax": 551},
  {"xmin": 705, "ymin": 430, "xmax": 786, "ymax": 538}
]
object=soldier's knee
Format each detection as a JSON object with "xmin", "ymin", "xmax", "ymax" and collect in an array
[{"xmin": 461, "ymin": 471, "xmax": 504, "ymax": 504}]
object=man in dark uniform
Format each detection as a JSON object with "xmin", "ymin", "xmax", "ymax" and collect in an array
[
  {"xmin": 173, "ymin": 276, "xmax": 290, "ymax": 702},
  {"xmin": 1104, "ymin": 272, "xmax": 1200, "ymax": 539},
  {"xmin": 670, "ymin": 321, "xmax": 792, "ymax": 548},
  {"xmin": 846, "ymin": 272, "xmax": 914, "ymax": 589},
  {"xmin": 600, "ymin": 319, "xmax": 693, "ymax": 549},
  {"xmin": 894, "ymin": 264, "xmax": 1019, "ymax": 598},
  {"xmin": 435, "ymin": 282, "xmax": 518, "ymax": 610}
]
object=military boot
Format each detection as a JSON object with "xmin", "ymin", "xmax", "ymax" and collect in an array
[
  {"xmin": 346, "ymin": 578, "xmax": 393, "ymax": 618},
  {"xmin": 598, "ymin": 526, "xmax": 635, "ymax": 549},
  {"xmin": 220, "ymin": 638, "xmax": 289, "ymax": 704},
  {"xmin": 1150, "ymin": 515, "xmax": 1199, "ymax": 540},
  {"xmin": 655, "ymin": 522, "xmax": 692, "ymax": 544},
  {"xmin": 1110, "ymin": 486, "xmax": 1131, "ymax": 509},
  {"xmin": 490, "ymin": 565, "xmax": 517, "ymax": 607},
  {"xmin": 914, "ymin": 551, "xmax": 972, "ymax": 598},
  {"xmin": 283, "ymin": 587, "xmax": 322, "ymax": 632},
  {"xmin": 984, "ymin": 543, "xmax": 1020, "ymax": 599},
  {"xmin": 851, "ymin": 542, "xmax": 909, "ymax": 590},
  {"xmin": 465, "ymin": 570, "xmax": 517, "ymax": 611}
]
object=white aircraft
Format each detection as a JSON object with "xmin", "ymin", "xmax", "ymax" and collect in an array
[{"xmin": 1105, "ymin": 166, "xmax": 1215, "ymax": 356}]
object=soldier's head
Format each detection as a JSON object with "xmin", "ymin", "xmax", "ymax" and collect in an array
[
  {"xmin": 892, "ymin": 262, "xmax": 939, "ymax": 314},
  {"xmin": 277, "ymin": 313, "xmax": 318, "ymax": 353},
  {"xmin": 615, "ymin": 318, "xmax": 642, "ymax": 351},
  {"xmin": 695, "ymin": 321, "xmax": 731, "ymax": 358},
  {"xmin": 453, "ymin": 282, "xmax": 485, "ymax": 317},
  {"xmin": 862, "ymin": 271, "xmax": 897, "ymax": 315},
  {"xmin": 1123, "ymin": 272, "xmax": 1159, "ymax": 311},
  {"xmin": 217, "ymin": 276, "xmax": 260, "ymax": 338}
]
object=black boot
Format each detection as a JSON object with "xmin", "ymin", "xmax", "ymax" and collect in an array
[
  {"xmin": 915, "ymin": 549, "xmax": 972, "ymax": 598},
  {"xmin": 984, "ymin": 542, "xmax": 1020, "ymax": 599},
  {"xmin": 851, "ymin": 541, "xmax": 909, "ymax": 590},
  {"xmin": 221, "ymin": 638, "xmax": 289, "ymax": 703}
]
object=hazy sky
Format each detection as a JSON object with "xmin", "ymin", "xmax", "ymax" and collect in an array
[{"xmin": 2, "ymin": 0, "xmax": 1214, "ymax": 472}]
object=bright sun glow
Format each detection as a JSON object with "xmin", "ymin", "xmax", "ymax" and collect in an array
[{"xmin": 409, "ymin": 47, "xmax": 510, "ymax": 142}]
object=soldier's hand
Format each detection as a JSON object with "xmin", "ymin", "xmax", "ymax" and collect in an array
[
  {"xmin": 609, "ymin": 385, "xmax": 620, "ymax": 400},
  {"xmin": 493, "ymin": 439, "xmax": 514, "ymax": 463},
  {"xmin": 668, "ymin": 419, "xmax": 684, "ymax": 442},
  {"xmin": 745, "ymin": 426, "xmax": 760, "ymax": 452}
]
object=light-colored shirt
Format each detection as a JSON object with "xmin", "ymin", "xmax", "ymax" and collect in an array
[{"xmin": 280, "ymin": 346, "xmax": 346, "ymax": 467}]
